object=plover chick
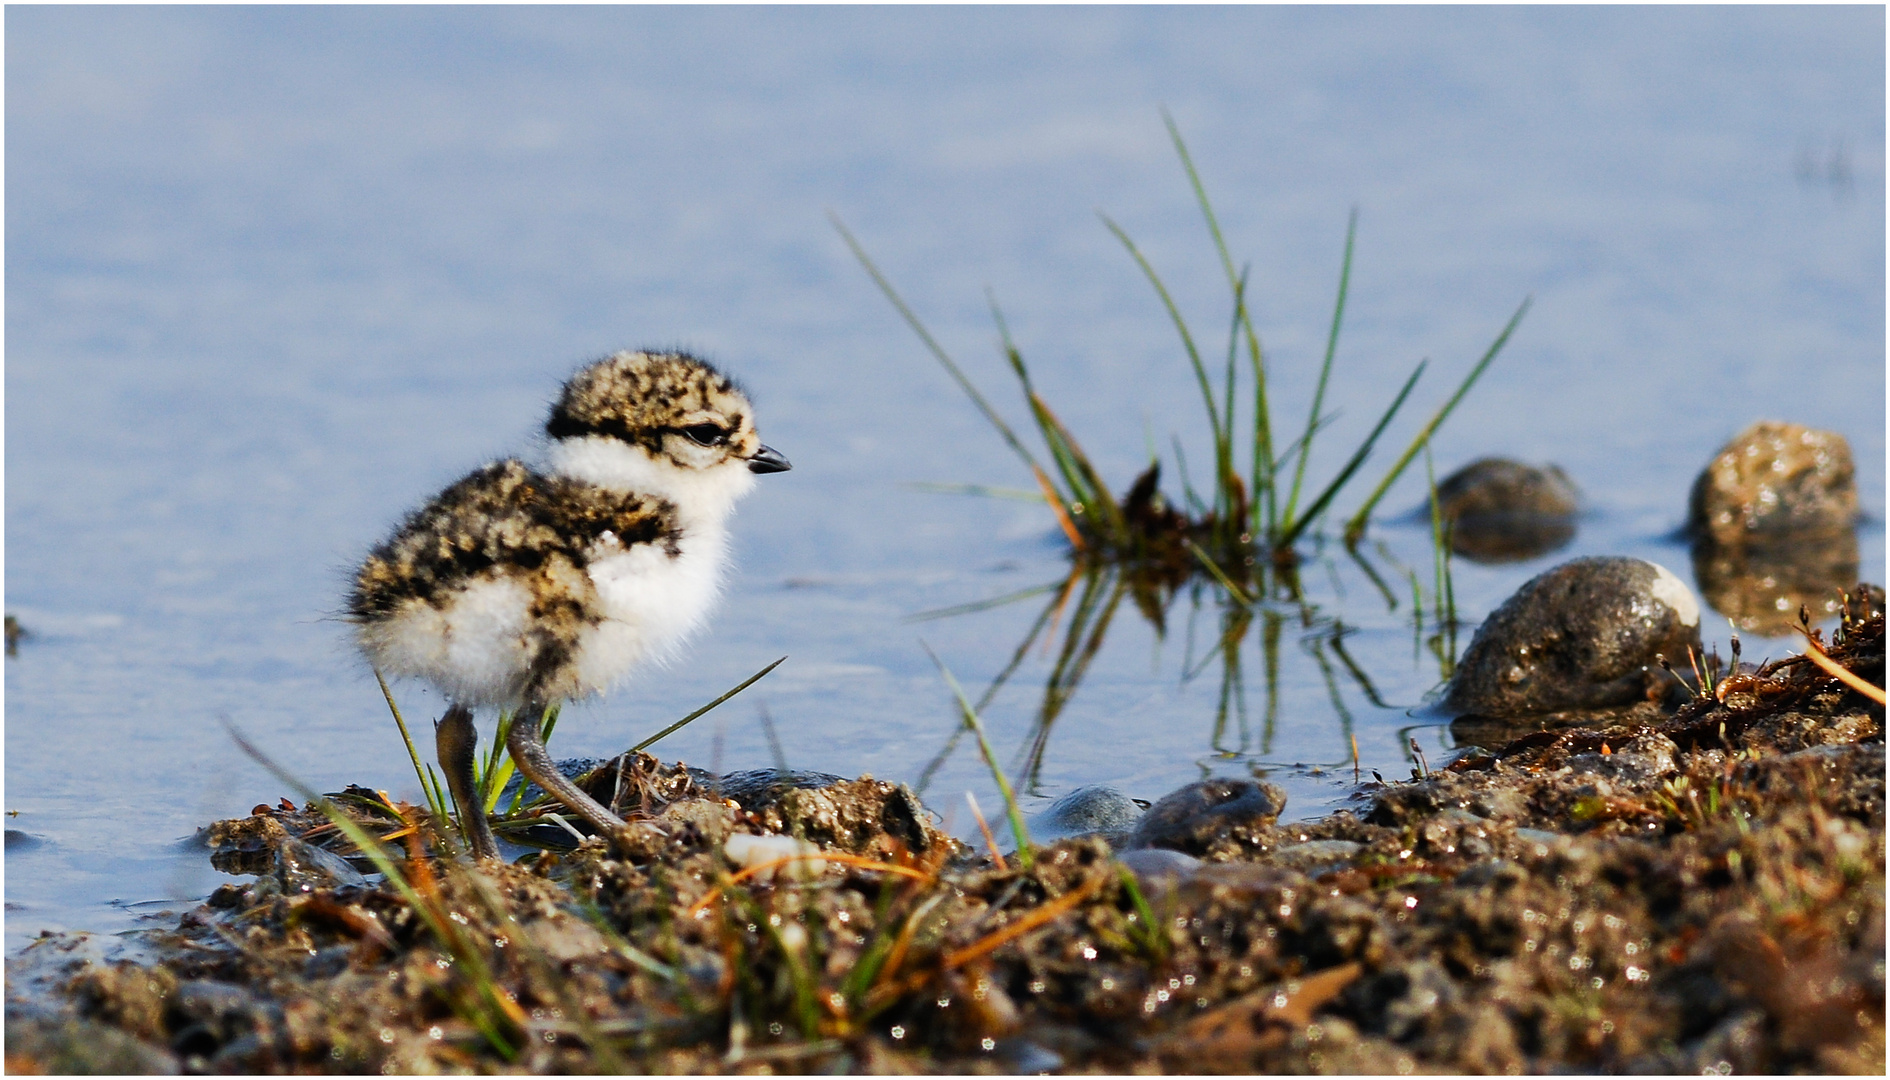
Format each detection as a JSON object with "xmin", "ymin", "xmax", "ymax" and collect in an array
[{"xmin": 347, "ymin": 350, "xmax": 790, "ymax": 858}]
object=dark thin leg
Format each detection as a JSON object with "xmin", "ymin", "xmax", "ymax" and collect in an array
[
  {"xmin": 505, "ymin": 701, "xmax": 629, "ymax": 841},
  {"xmin": 435, "ymin": 703, "xmax": 499, "ymax": 860}
]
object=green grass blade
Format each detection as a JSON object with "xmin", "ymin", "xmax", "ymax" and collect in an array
[
  {"xmin": 374, "ymin": 669, "xmax": 455, "ymax": 826},
  {"xmin": 1186, "ymin": 540, "xmax": 1254, "ymax": 605},
  {"xmin": 1428, "ymin": 445, "xmax": 1447, "ymax": 628},
  {"xmin": 1163, "ymin": 108, "xmax": 1275, "ymax": 526},
  {"xmin": 631, "ymin": 656, "xmax": 786, "ymax": 754},
  {"xmin": 1343, "ymin": 296, "xmax": 1531, "ymax": 544},
  {"xmin": 987, "ymin": 293, "xmax": 1091, "ymax": 508},
  {"xmin": 1026, "ymin": 394, "xmax": 1130, "ymax": 541},
  {"xmin": 1164, "ymin": 108, "xmax": 1240, "ymax": 290},
  {"xmin": 1163, "ymin": 110, "xmax": 1259, "ymax": 525},
  {"xmin": 832, "ymin": 213, "xmax": 1052, "ymax": 481},
  {"xmin": 922, "ymin": 643, "xmax": 1033, "ymax": 868},
  {"xmin": 1099, "ymin": 213, "xmax": 1222, "ymax": 454},
  {"xmin": 1170, "ymin": 435, "xmax": 1207, "ymax": 517},
  {"xmin": 1282, "ymin": 208, "xmax": 1358, "ymax": 531},
  {"xmin": 1275, "ymin": 358, "xmax": 1426, "ymax": 550},
  {"xmin": 907, "ymin": 579, "xmax": 1066, "ymax": 624},
  {"xmin": 1243, "ymin": 278, "xmax": 1276, "ymax": 536}
]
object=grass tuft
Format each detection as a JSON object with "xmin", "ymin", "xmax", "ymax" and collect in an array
[{"xmin": 839, "ymin": 114, "xmax": 1528, "ymax": 597}]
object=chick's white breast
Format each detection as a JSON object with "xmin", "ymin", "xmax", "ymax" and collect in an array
[{"xmin": 574, "ymin": 525, "xmax": 729, "ymax": 695}]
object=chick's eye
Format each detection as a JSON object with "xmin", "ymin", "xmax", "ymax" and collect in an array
[{"xmin": 682, "ymin": 423, "xmax": 728, "ymax": 447}]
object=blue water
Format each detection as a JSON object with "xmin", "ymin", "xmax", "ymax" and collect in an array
[{"xmin": 6, "ymin": 6, "xmax": 1883, "ymax": 951}]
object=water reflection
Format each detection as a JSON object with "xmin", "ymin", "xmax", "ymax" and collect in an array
[
  {"xmin": 1692, "ymin": 530, "xmax": 1861, "ymax": 636},
  {"xmin": 915, "ymin": 534, "xmax": 1463, "ymax": 796}
]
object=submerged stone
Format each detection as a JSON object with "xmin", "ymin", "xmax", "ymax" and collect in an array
[
  {"xmin": 1430, "ymin": 458, "xmax": 1580, "ymax": 563},
  {"xmin": 1687, "ymin": 421, "xmax": 1857, "ymax": 547},
  {"xmin": 1028, "ymin": 784, "xmax": 1145, "ymax": 844},
  {"xmin": 1444, "ymin": 556, "xmax": 1702, "ymax": 717}
]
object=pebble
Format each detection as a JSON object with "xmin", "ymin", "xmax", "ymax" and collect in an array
[
  {"xmin": 1687, "ymin": 420, "xmax": 1857, "ymax": 547},
  {"xmin": 1270, "ymin": 839, "xmax": 1364, "ymax": 876},
  {"xmin": 1125, "ymin": 778, "xmax": 1287, "ymax": 855},
  {"xmin": 1116, "ymin": 846, "xmax": 1202, "ymax": 881},
  {"xmin": 723, "ymin": 832, "xmax": 827, "ymax": 882},
  {"xmin": 1431, "ymin": 458, "xmax": 1579, "ymax": 563},
  {"xmin": 1027, "ymin": 784, "xmax": 1145, "ymax": 844},
  {"xmin": 274, "ymin": 839, "xmax": 367, "ymax": 892},
  {"xmin": 1565, "ymin": 731, "xmax": 1677, "ymax": 780},
  {"xmin": 1444, "ymin": 556, "xmax": 1702, "ymax": 717}
]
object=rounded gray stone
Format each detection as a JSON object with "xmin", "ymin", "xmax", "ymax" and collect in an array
[
  {"xmin": 1444, "ymin": 556, "xmax": 1702, "ymax": 717},
  {"xmin": 1029, "ymin": 784, "xmax": 1145, "ymax": 843}
]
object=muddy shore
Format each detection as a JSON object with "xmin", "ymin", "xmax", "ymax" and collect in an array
[{"xmin": 6, "ymin": 607, "xmax": 1882, "ymax": 1074}]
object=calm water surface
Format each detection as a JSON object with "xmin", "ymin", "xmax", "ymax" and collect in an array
[{"xmin": 6, "ymin": 7, "xmax": 1883, "ymax": 951}]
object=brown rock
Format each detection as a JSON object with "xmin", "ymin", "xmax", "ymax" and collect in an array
[{"xmin": 1688, "ymin": 421, "xmax": 1857, "ymax": 547}]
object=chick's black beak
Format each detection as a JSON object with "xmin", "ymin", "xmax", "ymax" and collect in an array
[{"xmin": 748, "ymin": 444, "xmax": 792, "ymax": 474}]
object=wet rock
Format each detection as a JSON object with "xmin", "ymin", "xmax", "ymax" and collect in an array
[
  {"xmin": 1029, "ymin": 784, "xmax": 1145, "ymax": 844},
  {"xmin": 168, "ymin": 979, "xmax": 268, "ymax": 1056},
  {"xmin": 1126, "ymin": 778, "xmax": 1287, "ymax": 858},
  {"xmin": 1116, "ymin": 847, "xmax": 1202, "ymax": 903},
  {"xmin": 3, "ymin": 1017, "xmax": 180, "ymax": 1074},
  {"xmin": 201, "ymin": 813, "xmax": 365, "ymax": 890},
  {"xmin": 1688, "ymin": 421, "xmax": 1857, "ymax": 547},
  {"xmin": 1686, "ymin": 422, "xmax": 1861, "ymax": 634},
  {"xmin": 1565, "ymin": 731, "xmax": 1678, "ymax": 781},
  {"xmin": 272, "ymin": 837, "xmax": 367, "ymax": 892},
  {"xmin": 745, "ymin": 776, "xmax": 942, "ymax": 857},
  {"xmin": 1269, "ymin": 839, "xmax": 1363, "ymax": 875},
  {"xmin": 5, "ymin": 828, "xmax": 45, "ymax": 850},
  {"xmin": 1444, "ymin": 556, "xmax": 1702, "ymax": 717},
  {"xmin": 708, "ymin": 767, "xmax": 849, "ymax": 808},
  {"xmin": 1431, "ymin": 457, "xmax": 1580, "ymax": 563}
]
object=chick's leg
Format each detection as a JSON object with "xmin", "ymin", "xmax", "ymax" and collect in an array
[
  {"xmin": 505, "ymin": 702, "xmax": 629, "ymax": 842},
  {"xmin": 435, "ymin": 703, "xmax": 500, "ymax": 860}
]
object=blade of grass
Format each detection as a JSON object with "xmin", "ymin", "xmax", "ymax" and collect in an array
[
  {"xmin": 374, "ymin": 669, "xmax": 454, "ymax": 826},
  {"xmin": 1099, "ymin": 212, "xmax": 1224, "ymax": 465},
  {"xmin": 1344, "ymin": 296, "xmax": 1531, "ymax": 543},
  {"xmin": 1162, "ymin": 109, "xmax": 1268, "ymax": 529},
  {"xmin": 921, "ymin": 642, "xmax": 1034, "ymax": 868},
  {"xmin": 1186, "ymin": 539, "xmax": 1254, "ymax": 605},
  {"xmin": 907, "ymin": 580, "xmax": 1065, "ymax": 624},
  {"xmin": 1274, "ymin": 357, "xmax": 1426, "ymax": 550},
  {"xmin": 983, "ymin": 293, "xmax": 1117, "ymax": 546},
  {"xmin": 832, "ymin": 214, "xmax": 1053, "ymax": 482},
  {"xmin": 1025, "ymin": 390, "xmax": 1129, "ymax": 542},
  {"xmin": 1281, "ymin": 208, "xmax": 1358, "ymax": 532},
  {"xmin": 630, "ymin": 656, "xmax": 787, "ymax": 754},
  {"xmin": 1170, "ymin": 435, "xmax": 1207, "ymax": 517}
]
